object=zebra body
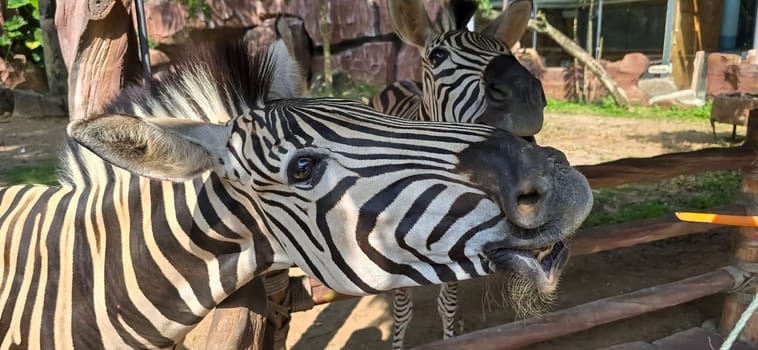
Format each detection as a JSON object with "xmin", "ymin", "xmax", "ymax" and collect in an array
[
  {"xmin": 371, "ymin": 81, "xmax": 422, "ymax": 120},
  {"xmin": 371, "ymin": 0, "xmax": 545, "ymax": 347},
  {"xmin": 1, "ymin": 38, "xmax": 591, "ymax": 349}
]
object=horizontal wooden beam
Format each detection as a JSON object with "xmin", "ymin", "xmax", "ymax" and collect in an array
[
  {"xmin": 412, "ymin": 269, "xmax": 736, "ymax": 350},
  {"xmin": 577, "ymin": 146, "xmax": 753, "ymax": 189},
  {"xmin": 570, "ymin": 205, "xmax": 744, "ymax": 256}
]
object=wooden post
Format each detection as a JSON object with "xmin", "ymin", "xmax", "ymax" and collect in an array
[
  {"xmin": 55, "ymin": 0, "xmax": 141, "ymax": 120},
  {"xmin": 202, "ymin": 278, "xmax": 270, "ymax": 350},
  {"xmin": 719, "ymin": 110, "xmax": 758, "ymax": 343}
]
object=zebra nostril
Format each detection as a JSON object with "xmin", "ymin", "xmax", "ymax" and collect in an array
[
  {"xmin": 517, "ymin": 190, "xmax": 541, "ymax": 207},
  {"xmin": 488, "ymin": 83, "xmax": 510, "ymax": 102},
  {"xmin": 516, "ymin": 186, "xmax": 543, "ymax": 219},
  {"xmin": 510, "ymin": 177, "xmax": 549, "ymax": 228}
]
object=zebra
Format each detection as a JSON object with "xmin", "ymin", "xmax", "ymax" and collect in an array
[
  {"xmin": 369, "ymin": 0, "xmax": 547, "ymax": 347},
  {"xmin": 372, "ymin": 0, "xmax": 544, "ymax": 136},
  {"xmin": 0, "ymin": 38, "xmax": 592, "ymax": 349}
]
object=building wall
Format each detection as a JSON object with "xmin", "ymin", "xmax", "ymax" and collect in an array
[{"xmin": 672, "ymin": 0, "xmax": 723, "ymax": 89}]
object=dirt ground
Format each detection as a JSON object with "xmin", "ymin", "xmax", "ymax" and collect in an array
[{"xmin": 0, "ymin": 113, "xmax": 749, "ymax": 349}]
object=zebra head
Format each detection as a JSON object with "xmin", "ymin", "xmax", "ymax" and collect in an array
[
  {"xmin": 388, "ymin": 0, "xmax": 545, "ymax": 137},
  {"xmin": 68, "ymin": 40, "xmax": 590, "ymax": 301}
]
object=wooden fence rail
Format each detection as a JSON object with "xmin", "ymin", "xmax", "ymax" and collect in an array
[
  {"xmin": 577, "ymin": 146, "xmax": 753, "ymax": 189},
  {"xmin": 412, "ymin": 268, "xmax": 739, "ymax": 350}
]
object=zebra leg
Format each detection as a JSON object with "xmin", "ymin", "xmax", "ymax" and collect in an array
[
  {"xmin": 437, "ymin": 282, "xmax": 458, "ymax": 339},
  {"xmin": 392, "ymin": 288, "xmax": 413, "ymax": 350}
]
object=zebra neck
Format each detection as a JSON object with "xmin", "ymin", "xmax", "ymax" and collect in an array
[
  {"xmin": 121, "ymin": 170, "xmax": 278, "ymax": 295},
  {"xmin": 79, "ymin": 170, "xmax": 276, "ymax": 345}
]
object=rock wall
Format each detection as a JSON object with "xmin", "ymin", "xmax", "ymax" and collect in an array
[
  {"xmin": 143, "ymin": 0, "xmax": 446, "ymax": 87},
  {"xmin": 139, "ymin": 1, "xmax": 669, "ymax": 105}
]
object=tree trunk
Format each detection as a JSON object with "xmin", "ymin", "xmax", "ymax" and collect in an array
[
  {"xmin": 572, "ymin": 4, "xmax": 582, "ymax": 101},
  {"xmin": 39, "ymin": 0, "xmax": 67, "ymax": 99},
  {"xmin": 55, "ymin": 0, "xmax": 141, "ymax": 120},
  {"xmin": 319, "ymin": 0, "xmax": 333, "ymax": 96},
  {"xmin": 529, "ymin": 12, "xmax": 630, "ymax": 107},
  {"xmin": 583, "ymin": 0, "xmax": 593, "ymax": 100}
]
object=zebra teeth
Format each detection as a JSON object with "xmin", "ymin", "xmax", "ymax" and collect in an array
[{"xmin": 531, "ymin": 243, "xmax": 555, "ymax": 263}]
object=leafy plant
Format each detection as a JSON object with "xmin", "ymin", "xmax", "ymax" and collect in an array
[
  {"xmin": 474, "ymin": 0, "xmax": 493, "ymax": 17},
  {"xmin": 0, "ymin": 0, "xmax": 42, "ymax": 63},
  {"xmin": 1, "ymin": 0, "xmax": 43, "ymax": 64}
]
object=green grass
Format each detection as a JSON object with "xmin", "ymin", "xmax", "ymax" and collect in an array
[
  {"xmin": 545, "ymin": 98, "xmax": 712, "ymax": 122},
  {"xmin": 0, "ymin": 159, "xmax": 59, "ymax": 186},
  {"xmin": 582, "ymin": 171, "xmax": 741, "ymax": 228}
]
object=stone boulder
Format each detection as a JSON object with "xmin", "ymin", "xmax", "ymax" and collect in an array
[
  {"xmin": 11, "ymin": 90, "xmax": 66, "ymax": 118},
  {"xmin": 0, "ymin": 55, "xmax": 27, "ymax": 89},
  {"xmin": 601, "ymin": 53, "xmax": 649, "ymax": 104},
  {"xmin": 736, "ymin": 62, "xmax": 758, "ymax": 94},
  {"xmin": 706, "ymin": 53, "xmax": 741, "ymax": 96}
]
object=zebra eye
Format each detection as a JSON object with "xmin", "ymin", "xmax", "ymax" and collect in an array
[
  {"xmin": 289, "ymin": 156, "xmax": 315, "ymax": 182},
  {"xmin": 429, "ymin": 48, "xmax": 449, "ymax": 67}
]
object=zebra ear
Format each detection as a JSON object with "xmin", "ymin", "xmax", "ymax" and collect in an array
[
  {"xmin": 267, "ymin": 22, "xmax": 307, "ymax": 99},
  {"xmin": 387, "ymin": 0, "xmax": 436, "ymax": 49},
  {"xmin": 443, "ymin": 0, "xmax": 478, "ymax": 31},
  {"xmin": 481, "ymin": 0, "xmax": 533, "ymax": 48},
  {"xmin": 68, "ymin": 114, "xmax": 229, "ymax": 181}
]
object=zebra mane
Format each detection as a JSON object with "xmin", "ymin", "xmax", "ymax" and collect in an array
[
  {"xmin": 106, "ymin": 41, "xmax": 278, "ymax": 123},
  {"xmin": 58, "ymin": 40, "xmax": 291, "ymax": 187}
]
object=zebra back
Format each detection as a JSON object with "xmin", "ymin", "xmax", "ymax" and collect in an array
[{"xmin": 370, "ymin": 80, "xmax": 422, "ymax": 120}]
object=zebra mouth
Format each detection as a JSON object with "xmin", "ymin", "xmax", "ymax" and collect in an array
[
  {"xmin": 483, "ymin": 240, "xmax": 569, "ymax": 285},
  {"xmin": 529, "ymin": 241, "xmax": 568, "ymax": 281}
]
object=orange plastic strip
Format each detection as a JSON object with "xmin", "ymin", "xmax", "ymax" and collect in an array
[{"xmin": 675, "ymin": 212, "xmax": 758, "ymax": 227}]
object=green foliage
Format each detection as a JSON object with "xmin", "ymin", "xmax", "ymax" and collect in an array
[
  {"xmin": 474, "ymin": 0, "xmax": 493, "ymax": 16},
  {"xmin": 181, "ymin": 0, "xmax": 212, "ymax": 18},
  {"xmin": 545, "ymin": 98, "xmax": 713, "ymax": 122},
  {"xmin": 0, "ymin": 159, "xmax": 59, "ymax": 186},
  {"xmin": 309, "ymin": 72, "xmax": 382, "ymax": 104},
  {"xmin": 330, "ymin": 83, "xmax": 382, "ymax": 103},
  {"xmin": 583, "ymin": 171, "xmax": 741, "ymax": 227},
  {"xmin": 1, "ymin": 0, "xmax": 43, "ymax": 64}
]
